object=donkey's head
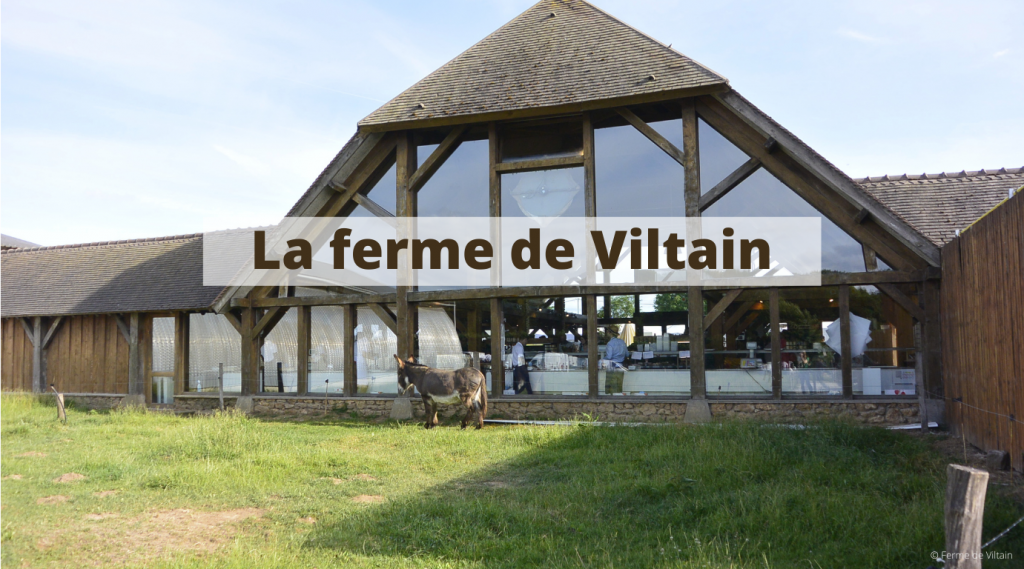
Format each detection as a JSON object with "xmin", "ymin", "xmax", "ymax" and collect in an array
[{"xmin": 393, "ymin": 355, "xmax": 417, "ymax": 394}]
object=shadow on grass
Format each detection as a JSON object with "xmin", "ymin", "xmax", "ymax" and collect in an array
[{"xmin": 300, "ymin": 421, "xmax": 1024, "ymax": 569}]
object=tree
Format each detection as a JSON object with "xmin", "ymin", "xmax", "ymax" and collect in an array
[
  {"xmin": 653, "ymin": 292, "xmax": 687, "ymax": 312},
  {"xmin": 609, "ymin": 296, "xmax": 634, "ymax": 318}
]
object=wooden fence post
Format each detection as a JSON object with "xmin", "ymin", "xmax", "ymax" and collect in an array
[{"xmin": 945, "ymin": 464, "xmax": 989, "ymax": 569}]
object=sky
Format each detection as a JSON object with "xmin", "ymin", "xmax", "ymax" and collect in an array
[{"xmin": 2, "ymin": 0, "xmax": 1021, "ymax": 247}]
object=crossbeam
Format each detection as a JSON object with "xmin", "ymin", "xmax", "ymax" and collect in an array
[
  {"xmin": 408, "ymin": 125, "xmax": 467, "ymax": 193},
  {"xmin": 493, "ymin": 155, "xmax": 584, "ymax": 173},
  {"xmin": 615, "ymin": 108, "xmax": 686, "ymax": 167},
  {"xmin": 699, "ymin": 156, "xmax": 761, "ymax": 211},
  {"xmin": 703, "ymin": 289, "xmax": 743, "ymax": 331}
]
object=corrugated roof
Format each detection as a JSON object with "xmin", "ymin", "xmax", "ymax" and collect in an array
[
  {"xmin": 856, "ymin": 168, "xmax": 1024, "ymax": 247},
  {"xmin": 359, "ymin": 0, "xmax": 727, "ymax": 130},
  {"xmin": 1, "ymin": 234, "xmax": 224, "ymax": 318}
]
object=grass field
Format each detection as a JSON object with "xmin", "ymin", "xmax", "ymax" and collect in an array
[{"xmin": 1, "ymin": 394, "xmax": 1022, "ymax": 568}]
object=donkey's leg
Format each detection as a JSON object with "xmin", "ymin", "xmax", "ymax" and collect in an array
[
  {"xmin": 422, "ymin": 396, "xmax": 433, "ymax": 429},
  {"xmin": 461, "ymin": 396, "xmax": 474, "ymax": 430},
  {"xmin": 476, "ymin": 384, "xmax": 487, "ymax": 429}
]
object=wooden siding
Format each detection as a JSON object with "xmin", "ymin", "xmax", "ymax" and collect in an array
[
  {"xmin": 1, "ymin": 318, "xmax": 34, "ymax": 391},
  {"xmin": 47, "ymin": 315, "xmax": 129, "ymax": 394},
  {"xmin": 941, "ymin": 190, "xmax": 1024, "ymax": 471}
]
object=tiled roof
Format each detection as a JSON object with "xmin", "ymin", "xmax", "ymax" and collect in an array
[
  {"xmin": 856, "ymin": 168, "xmax": 1024, "ymax": 247},
  {"xmin": 1, "ymin": 234, "xmax": 224, "ymax": 318},
  {"xmin": 359, "ymin": 0, "xmax": 727, "ymax": 130}
]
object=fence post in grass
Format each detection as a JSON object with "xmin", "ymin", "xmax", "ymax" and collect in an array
[
  {"xmin": 945, "ymin": 464, "xmax": 989, "ymax": 568},
  {"xmin": 218, "ymin": 363, "xmax": 224, "ymax": 411}
]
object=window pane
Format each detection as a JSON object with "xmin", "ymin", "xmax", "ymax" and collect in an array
[
  {"xmin": 699, "ymin": 118, "xmax": 750, "ymax": 193},
  {"xmin": 779, "ymin": 288, "xmax": 843, "ymax": 395},
  {"xmin": 309, "ymin": 306, "xmax": 347, "ymax": 394},
  {"xmin": 705, "ymin": 291, "xmax": 773, "ymax": 396},
  {"xmin": 348, "ymin": 163, "xmax": 397, "ymax": 218},
  {"xmin": 417, "ymin": 140, "xmax": 489, "ymax": 217},
  {"xmin": 187, "ymin": 313, "xmax": 241, "ymax": 393},
  {"xmin": 501, "ymin": 121, "xmax": 582, "ymax": 162},
  {"xmin": 263, "ymin": 308, "xmax": 297, "ymax": 393},
  {"xmin": 502, "ymin": 168, "xmax": 585, "ymax": 218},
  {"xmin": 596, "ymin": 119, "xmax": 686, "ymax": 217},
  {"xmin": 703, "ymin": 169, "xmax": 867, "ymax": 272},
  {"xmin": 152, "ymin": 318, "xmax": 175, "ymax": 373},
  {"xmin": 355, "ymin": 305, "xmax": 399, "ymax": 394},
  {"xmin": 852, "ymin": 285, "xmax": 918, "ymax": 396}
]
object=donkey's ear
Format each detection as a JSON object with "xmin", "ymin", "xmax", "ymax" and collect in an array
[
  {"xmin": 407, "ymin": 356, "xmax": 415, "ymax": 363},
  {"xmin": 393, "ymin": 354, "xmax": 404, "ymax": 368}
]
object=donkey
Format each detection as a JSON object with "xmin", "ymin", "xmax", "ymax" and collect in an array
[{"xmin": 393, "ymin": 355, "xmax": 488, "ymax": 429}]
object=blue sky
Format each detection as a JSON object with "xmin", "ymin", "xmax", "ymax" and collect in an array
[{"xmin": 2, "ymin": 0, "xmax": 1021, "ymax": 246}]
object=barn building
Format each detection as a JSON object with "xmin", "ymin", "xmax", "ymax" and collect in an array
[{"xmin": 3, "ymin": 0, "xmax": 1022, "ymax": 436}]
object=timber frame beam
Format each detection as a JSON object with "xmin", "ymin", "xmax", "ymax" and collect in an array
[{"xmin": 615, "ymin": 107, "xmax": 686, "ymax": 167}]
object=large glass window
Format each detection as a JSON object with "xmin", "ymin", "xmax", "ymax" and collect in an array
[
  {"xmin": 262, "ymin": 309, "xmax": 298, "ymax": 393},
  {"xmin": 354, "ymin": 305, "xmax": 399, "ymax": 394},
  {"xmin": 703, "ymin": 169, "xmax": 867, "ymax": 273},
  {"xmin": 778, "ymin": 288, "xmax": 843, "ymax": 395},
  {"xmin": 851, "ymin": 286, "xmax": 918, "ymax": 396},
  {"xmin": 417, "ymin": 140, "xmax": 490, "ymax": 217},
  {"xmin": 187, "ymin": 313, "xmax": 241, "ymax": 392},
  {"xmin": 501, "ymin": 168, "xmax": 585, "ymax": 218},
  {"xmin": 704, "ymin": 291, "xmax": 773, "ymax": 396},
  {"xmin": 308, "ymin": 306, "xmax": 347, "ymax": 394},
  {"xmin": 595, "ymin": 119, "xmax": 686, "ymax": 217},
  {"xmin": 699, "ymin": 118, "xmax": 750, "ymax": 193},
  {"xmin": 501, "ymin": 297, "xmax": 589, "ymax": 395},
  {"xmin": 348, "ymin": 163, "xmax": 397, "ymax": 218}
]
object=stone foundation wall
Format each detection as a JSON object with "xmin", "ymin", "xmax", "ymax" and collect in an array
[
  {"xmin": 64, "ymin": 395, "xmax": 124, "ymax": 410},
  {"xmin": 169, "ymin": 395, "xmax": 923, "ymax": 426}
]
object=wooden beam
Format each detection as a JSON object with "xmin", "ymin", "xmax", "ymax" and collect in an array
[
  {"xmin": 30, "ymin": 317, "xmax": 42, "ymax": 392},
  {"xmin": 490, "ymin": 297, "xmax": 504, "ymax": 397},
  {"xmin": 369, "ymin": 303, "xmax": 398, "ymax": 333},
  {"xmin": 174, "ymin": 313, "xmax": 189, "ymax": 395},
  {"xmin": 615, "ymin": 107, "xmax": 686, "ymax": 167},
  {"xmin": 489, "ymin": 122, "xmax": 502, "ymax": 287},
  {"xmin": 240, "ymin": 305, "xmax": 259, "ymax": 395},
  {"xmin": 713, "ymin": 91, "xmax": 939, "ymax": 267},
  {"xmin": 876, "ymin": 282, "xmax": 928, "ymax": 322},
  {"xmin": 698, "ymin": 157, "xmax": 761, "ymax": 211},
  {"xmin": 682, "ymin": 99, "xmax": 704, "ymax": 399},
  {"xmin": 19, "ymin": 318, "xmax": 34, "ymax": 345},
  {"xmin": 853, "ymin": 208, "xmax": 870, "ymax": 224},
  {"xmin": 114, "ymin": 314, "xmax": 130, "ymax": 343},
  {"xmin": 351, "ymin": 193, "xmax": 395, "ymax": 219},
  {"xmin": 128, "ymin": 313, "xmax": 143, "ymax": 398},
  {"xmin": 296, "ymin": 305, "xmax": 311, "ymax": 395},
  {"xmin": 493, "ymin": 154, "xmax": 585, "ymax": 174},
  {"xmin": 223, "ymin": 311, "xmax": 243, "ymax": 336},
  {"xmin": 407, "ymin": 125, "xmax": 467, "ymax": 193},
  {"xmin": 703, "ymin": 289, "xmax": 743, "ymax": 331},
  {"xmin": 723, "ymin": 301, "xmax": 757, "ymax": 332},
  {"xmin": 396, "ymin": 130, "xmax": 417, "ymax": 359},
  {"xmin": 343, "ymin": 304, "xmax": 357, "ymax": 396},
  {"xmin": 586, "ymin": 295, "xmax": 599, "ymax": 398},
  {"xmin": 251, "ymin": 307, "xmax": 288, "ymax": 339},
  {"xmin": 862, "ymin": 245, "xmax": 879, "ymax": 272},
  {"xmin": 695, "ymin": 96, "xmax": 930, "ymax": 272},
  {"xmin": 583, "ymin": 113, "xmax": 596, "ymax": 218},
  {"xmin": 839, "ymin": 285, "xmax": 852, "ymax": 398},
  {"xmin": 235, "ymin": 293, "xmax": 397, "ymax": 308},
  {"xmin": 359, "ymin": 83, "xmax": 730, "ymax": 133},
  {"xmin": 770, "ymin": 288, "xmax": 781, "ymax": 399},
  {"xmin": 41, "ymin": 317, "xmax": 63, "ymax": 349}
]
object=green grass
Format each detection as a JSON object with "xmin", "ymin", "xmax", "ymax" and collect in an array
[{"xmin": 1, "ymin": 394, "xmax": 1021, "ymax": 568}]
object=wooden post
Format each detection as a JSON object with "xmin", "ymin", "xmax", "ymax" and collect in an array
[
  {"xmin": 396, "ymin": 130, "xmax": 417, "ymax": 359},
  {"xmin": 30, "ymin": 317, "xmax": 43, "ymax": 393},
  {"xmin": 682, "ymin": 99, "xmax": 705, "ymax": 400},
  {"xmin": 296, "ymin": 305, "xmax": 311, "ymax": 395},
  {"xmin": 276, "ymin": 361, "xmax": 284, "ymax": 393},
  {"xmin": 587, "ymin": 295, "xmax": 599, "ymax": 398},
  {"xmin": 488, "ymin": 122, "xmax": 502, "ymax": 288},
  {"xmin": 127, "ymin": 312, "xmax": 143, "ymax": 400},
  {"xmin": 343, "ymin": 304, "xmax": 357, "ymax": 396},
  {"xmin": 839, "ymin": 285, "xmax": 852, "ymax": 398},
  {"xmin": 583, "ymin": 113, "xmax": 596, "ymax": 218},
  {"xmin": 218, "ymin": 363, "xmax": 224, "ymax": 411},
  {"xmin": 239, "ymin": 306, "xmax": 258, "ymax": 396},
  {"xmin": 490, "ymin": 298, "xmax": 504, "ymax": 397},
  {"xmin": 914, "ymin": 323, "xmax": 930, "ymax": 430},
  {"xmin": 770, "ymin": 288, "xmax": 782, "ymax": 398},
  {"xmin": 945, "ymin": 464, "xmax": 989, "ymax": 569},
  {"xmin": 173, "ymin": 313, "xmax": 189, "ymax": 395}
]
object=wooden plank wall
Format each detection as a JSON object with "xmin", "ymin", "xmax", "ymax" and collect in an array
[
  {"xmin": 1, "ymin": 318, "xmax": 34, "ymax": 391},
  {"xmin": 47, "ymin": 315, "xmax": 129, "ymax": 394},
  {"xmin": 941, "ymin": 190, "xmax": 1023, "ymax": 472}
]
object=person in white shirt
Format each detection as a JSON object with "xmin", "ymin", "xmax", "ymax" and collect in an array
[{"xmin": 511, "ymin": 337, "xmax": 532, "ymax": 394}]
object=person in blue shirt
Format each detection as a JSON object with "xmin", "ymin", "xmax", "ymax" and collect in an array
[
  {"xmin": 604, "ymin": 331, "xmax": 628, "ymax": 394},
  {"xmin": 511, "ymin": 337, "xmax": 533, "ymax": 394}
]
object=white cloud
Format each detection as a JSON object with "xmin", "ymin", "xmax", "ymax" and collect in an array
[{"xmin": 994, "ymin": 49, "xmax": 1010, "ymax": 58}]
